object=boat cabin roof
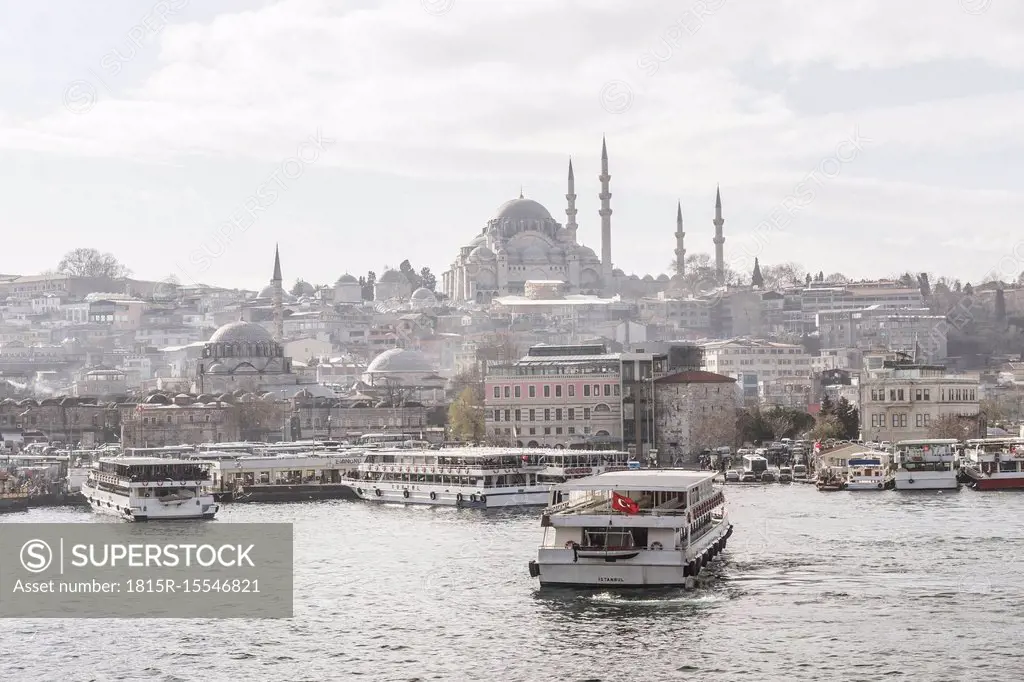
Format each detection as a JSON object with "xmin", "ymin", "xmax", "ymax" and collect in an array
[
  {"xmin": 100, "ymin": 457, "xmax": 210, "ymax": 466},
  {"xmin": 895, "ymin": 439, "xmax": 959, "ymax": 446},
  {"xmin": 557, "ymin": 468, "xmax": 714, "ymax": 492},
  {"xmin": 966, "ymin": 437, "xmax": 1024, "ymax": 446}
]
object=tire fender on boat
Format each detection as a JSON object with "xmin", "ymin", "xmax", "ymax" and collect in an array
[
  {"xmin": 456, "ymin": 493, "xmax": 463, "ymax": 503},
  {"xmin": 356, "ymin": 488, "xmax": 363, "ymax": 496},
  {"xmin": 374, "ymin": 488, "xmax": 382, "ymax": 497},
  {"xmin": 650, "ymin": 542, "xmax": 663, "ymax": 551},
  {"xmin": 480, "ymin": 495, "xmax": 486, "ymax": 504},
  {"xmin": 470, "ymin": 494, "xmax": 477, "ymax": 503},
  {"xmin": 877, "ymin": 483, "xmax": 883, "ymax": 490},
  {"xmin": 429, "ymin": 491, "xmax": 437, "ymax": 501},
  {"xmin": 403, "ymin": 489, "xmax": 410, "ymax": 499},
  {"xmin": 908, "ymin": 478, "xmax": 915, "ymax": 484}
]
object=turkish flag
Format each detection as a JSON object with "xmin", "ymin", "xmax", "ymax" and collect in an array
[{"xmin": 611, "ymin": 492, "xmax": 639, "ymax": 514}]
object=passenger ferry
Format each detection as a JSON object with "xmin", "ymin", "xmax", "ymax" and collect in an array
[
  {"xmin": 527, "ymin": 469, "xmax": 732, "ymax": 587},
  {"xmin": 218, "ymin": 452, "xmax": 364, "ymax": 502},
  {"xmin": 894, "ymin": 439, "xmax": 960, "ymax": 491},
  {"xmin": 81, "ymin": 457, "xmax": 219, "ymax": 521},
  {"xmin": 349, "ymin": 448, "xmax": 631, "ymax": 508},
  {"xmin": 845, "ymin": 456, "xmax": 892, "ymax": 490},
  {"xmin": 961, "ymin": 437, "xmax": 1024, "ymax": 490}
]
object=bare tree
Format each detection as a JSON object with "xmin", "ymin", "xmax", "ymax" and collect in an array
[
  {"xmin": 761, "ymin": 263, "xmax": 807, "ymax": 290},
  {"xmin": 762, "ymin": 407, "xmax": 795, "ymax": 440},
  {"xmin": 689, "ymin": 408, "xmax": 738, "ymax": 453},
  {"xmin": 928, "ymin": 414, "xmax": 980, "ymax": 441},
  {"xmin": 58, "ymin": 248, "xmax": 131, "ymax": 278}
]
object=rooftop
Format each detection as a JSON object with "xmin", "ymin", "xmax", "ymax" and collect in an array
[{"xmin": 558, "ymin": 468, "xmax": 716, "ymax": 492}]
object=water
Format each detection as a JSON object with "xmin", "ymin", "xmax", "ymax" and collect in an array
[{"xmin": 2, "ymin": 485, "xmax": 1024, "ymax": 681}]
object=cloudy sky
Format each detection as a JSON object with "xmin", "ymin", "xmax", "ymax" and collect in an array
[{"xmin": 1, "ymin": 0, "xmax": 1022, "ymax": 290}]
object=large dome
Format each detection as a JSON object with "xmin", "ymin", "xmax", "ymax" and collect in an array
[
  {"xmin": 209, "ymin": 321, "xmax": 274, "ymax": 344},
  {"xmin": 495, "ymin": 198, "xmax": 553, "ymax": 222},
  {"xmin": 336, "ymin": 273, "xmax": 358, "ymax": 284},
  {"xmin": 256, "ymin": 284, "xmax": 296, "ymax": 302},
  {"xmin": 366, "ymin": 348, "xmax": 434, "ymax": 374}
]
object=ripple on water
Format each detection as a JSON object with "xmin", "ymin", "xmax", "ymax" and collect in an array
[{"xmin": 3, "ymin": 490, "xmax": 1024, "ymax": 680}]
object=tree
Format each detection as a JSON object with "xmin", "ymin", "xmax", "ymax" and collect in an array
[
  {"xmin": 928, "ymin": 414, "xmax": 978, "ymax": 441},
  {"xmin": 953, "ymin": 280, "xmax": 962, "ymax": 293},
  {"xmin": 810, "ymin": 414, "xmax": 845, "ymax": 441},
  {"xmin": 762, "ymin": 406, "xmax": 795, "ymax": 440},
  {"xmin": 816, "ymin": 271, "xmax": 824, "ymax": 282},
  {"xmin": 819, "ymin": 394, "xmax": 835, "ymax": 417},
  {"xmin": 670, "ymin": 252, "xmax": 739, "ymax": 295},
  {"xmin": 57, "ymin": 248, "xmax": 131, "ymax": 278},
  {"xmin": 399, "ymin": 259, "xmax": 423, "ymax": 290},
  {"xmin": 918, "ymin": 273, "xmax": 931, "ymax": 301},
  {"xmin": 963, "ymin": 282, "xmax": 974, "ymax": 296},
  {"xmin": 751, "ymin": 258, "xmax": 764, "ymax": 288},
  {"xmin": 361, "ymin": 271, "xmax": 376, "ymax": 301},
  {"xmin": 290, "ymin": 279, "xmax": 309, "ymax": 296},
  {"xmin": 824, "ymin": 272, "xmax": 849, "ymax": 284},
  {"xmin": 448, "ymin": 387, "xmax": 484, "ymax": 442},
  {"xmin": 834, "ymin": 397, "xmax": 859, "ymax": 439},
  {"xmin": 805, "ymin": 273, "xmax": 812, "ymax": 285},
  {"xmin": 897, "ymin": 272, "xmax": 916, "ymax": 288},
  {"xmin": 419, "ymin": 267, "xmax": 437, "ymax": 292},
  {"xmin": 758, "ymin": 262, "xmax": 805, "ymax": 290}
]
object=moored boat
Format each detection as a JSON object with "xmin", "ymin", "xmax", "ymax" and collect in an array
[
  {"xmin": 349, "ymin": 447, "xmax": 631, "ymax": 508},
  {"xmin": 961, "ymin": 437, "xmax": 1024, "ymax": 490},
  {"xmin": 528, "ymin": 469, "xmax": 732, "ymax": 587},
  {"xmin": 816, "ymin": 467, "xmax": 846, "ymax": 491},
  {"xmin": 894, "ymin": 439, "xmax": 959, "ymax": 491},
  {"xmin": 845, "ymin": 456, "xmax": 892, "ymax": 490},
  {"xmin": 81, "ymin": 457, "xmax": 219, "ymax": 521}
]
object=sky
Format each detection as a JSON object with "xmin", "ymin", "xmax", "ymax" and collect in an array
[{"xmin": 1, "ymin": 0, "xmax": 1023, "ymax": 291}]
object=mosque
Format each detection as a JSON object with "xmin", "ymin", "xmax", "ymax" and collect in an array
[{"xmin": 441, "ymin": 138, "xmax": 727, "ymax": 303}]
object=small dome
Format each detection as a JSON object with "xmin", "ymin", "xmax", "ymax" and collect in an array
[
  {"xmin": 366, "ymin": 348, "xmax": 434, "ymax": 374},
  {"xmin": 144, "ymin": 393, "xmax": 171, "ymax": 405},
  {"xmin": 657, "ymin": 274, "xmax": 670, "ymax": 282},
  {"xmin": 196, "ymin": 393, "xmax": 215, "ymax": 403},
  {"xmin": 256, "ymin": 284, "xmax": 297, "ymax": 302},
  {"xmin": 576, "ymin": 245, "xmax": 598, "ymax": 260},
  {"xmin": 469, "ymin": 245, "xmax": 495, "ymax": 261},
  {"xmin": 612, "ymin": 268, "xmax": 625, "ymax": 276},
  {"xmin": 207, "ymin": 362, "xmax": 227, "ymax": 373},
  {"xmin": 411, "ymin": 287, "xmax": 436, "ymax": 301},
  {"xmin": 294, "ymin": 388, "xmax": 314, "ymax": 399},
  {"xmin": 378, "ymin": 269, "xmax": 405, "ymax": 284},
  {"xmin": 18, "ymin": 399, "xmax": 37, "ymax": 407},
  {"xmin": 495, "ymin": 198, "xmax": 553, "ymax": 222},
  {"xmin": 217, "ymin": 393, "xmax": 234, "ymax": 403},
  {"xmin": 294, "ymin": 281, "xmax": 315, "ymax": 296},
  {"xmin": 209, "ymin": 321, "xmax": 274, "ymax": 344},
  {"xmin": 642, "ymin": 274, "xmax": 655, "ymax": 282},
  {"xmin": 40, "ymin": 397, "xmax": 60, "ymax": 407},
  {"xmin": 336, "ymin": 273, "xmax": 358, "ymax": 284}
]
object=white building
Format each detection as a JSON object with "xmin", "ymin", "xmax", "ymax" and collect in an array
[
  {"xmin": 859, "ymin": 360, "xmax": 981, "ymax": 442},
  {"xmin": 701, "ymin": 338, "xmax": 813, "ymax": 402}
]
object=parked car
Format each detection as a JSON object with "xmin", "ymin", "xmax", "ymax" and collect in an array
[
  {"xmin": 740, "ymin": 471, "xmax": 758, "ymax": 482},
  {"xmin": 778, "ymin": 467, "xmax": 793, "ymax": 483},
  {"xmin": 760, "ymin": 470, "xmax": 776, "ymax": 483},
  {"xmin": 725, "ymin": 469, "xmax": 740, "ymax": 483}
]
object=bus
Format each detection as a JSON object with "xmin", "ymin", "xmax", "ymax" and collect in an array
[{"xmin": 742, "ymin": 454, "xmax": 768, "ymax": 475}]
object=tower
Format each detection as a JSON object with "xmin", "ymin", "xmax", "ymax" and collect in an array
[
  {"xmin": 598, "ymin": 137, "xmax": 613, "ymax": 289},
  {"xmin": 713, "ymin": 186, "xmax": 725, "ymax": 283},
  {"xmin": 271, "ymin": 244, "xmax": 284, "ymax": 342},
  {"xmin": 565, "ymin": 158, "xmax": 578, "ymax": 243},
  {"xmin": 674, "ymin": 201, "xmax": 686, "ymax": 277}
]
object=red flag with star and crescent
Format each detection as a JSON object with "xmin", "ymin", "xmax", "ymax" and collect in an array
[{"xmin": 611, "ymin": 492, "xmax": 639, "ymax": 515}]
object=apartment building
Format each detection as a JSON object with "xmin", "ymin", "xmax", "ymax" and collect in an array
[
  {"xmin": 702, "ymin": 338, "xmax": 813, "ymax": 402},
  {"xmin": 859, "ymin": 361, "xmax": 981, "ymax": 442},
  {"xmin": 484, "ymin": 343, "xmax": 622, "ymax": 448},
  {"xmin": 817, "ymin": 307, "xmax": 947, "ymax": 362}
]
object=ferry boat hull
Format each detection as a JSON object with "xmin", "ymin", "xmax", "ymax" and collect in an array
[
  {"xmin": 82, "ymin": 482, "xmax": 219, "ymax": 521},
  {"xmin": 535, "ymin": 524, "xmax": 732, "ymax": 588},
  {"xmin": 846, "ymin": 479, "xmax": 893, "ymax": 491},
  {"xmin": 0, "ymin": 494, "xmax": 30, "ymax": 513},
  {"xmin": 230, "ymin": 483, "xmax": 360, "ymax": 503},
  {"xmin": 961, "ymin": 467, "xmax": 1024, "ymax": 490},
  {"xmin": 352, "ymin": 482, "xmax": 549, "ymax": 508},
  {"xmin": 894, "ymin": 471, "xmax": 958, "ymax": 490}
]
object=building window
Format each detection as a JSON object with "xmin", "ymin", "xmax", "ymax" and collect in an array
[
  {"xmin": 593, "ymin": 384, "xmax": 600, "ymax": 396},
  {"xmin": 504, "ymin": 386, "xmax": 510, "ymax": 398},
  {"xmin": 529, "ymin": 386, "xmax": 536, "ymax": 398},
  {"xmin": 555, "ymin": 385, "xmax": 562, "ymax": 398},
  {"xmin": 504, "ymin": 409, "xmax": 510, "ymax": 422},
  {"xmin": 916, "ymin": 414, "xmax": 922, "ymax": 427},
  {"xmin": 529, "ymin": 427, "xmax": 536, "ymax": 435},
  {"xmin": 603, "ymin": 384, "xmax": 611, "ymax": 397},
  {"xmin": 923, "ymin": 389, "xmax": 930, "ymax": 401},
  {"xmin": 871, "ymin": 389, "xmax": 877, "ymax": 401},
  {"xmin": 493, "ymin": 386, "xmax": 500, "ymax": 399},
  {"xmin": 528, "ymin": 409, "xmax": 535, "ymax": 421},
  {"xmin": 544, "ymin": 408, "xmax": 550, "ymax": 421},
  {"xmin": 514, "ymin": 386, "xmax": 521, "ymax": 398},
  {"xmin": 568, "ymin": 426, "xmax": 576, "ymax": 435},
  {"xmin": 891, "ymin": 414, "xmax": 899, "ymax": 427},
  {"xmin": 584, "ymin": 408, "xmax": 591, "ymax": 420},
  {"xmin": 889, "ymin": 390, "xmax": 896, "ymax": 401},
  {"xmin": 544, "ymin": 427, "xmax": 551, "ymax": 435},
  {"xmin": 543, "ymin": 385, "xmax": 550, "ymax": 398},
  {"xmin": 896, "ymin": 389, "xmax": 903, "ymax": 401},
  {"xmin": 924, "ymin": 413, "xmax": 930, "ymax": 426},
  {"xmin": 555, "ymin": 427, "xmax": 563, "ymax": 435},
  {"xmin": 514, "ymin": 409, "xmax": 521, "ymax": 421},
  {"xmin": 568, "ymin": 385, "xmax": 575, "ymax": 397},
  {"xmin": 614, "ymin": 384, "xmax": 620, "ymax": 396},
  {"xmin": 915, "ymin": 389, "xmax": 922, "ymax": 401},
  {"xmin": 584, "ymin": 385, "xmax": 591, "ymax": 397},
  {"xmin": 568, "ymin": 408, "xmax": 575, "ymax": 420},
  {"xmin": 555, "ymin": 408, "xmax": 562, "ymax": 421}
]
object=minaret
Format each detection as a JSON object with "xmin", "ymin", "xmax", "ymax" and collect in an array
[
  {"xmin": 565, "ymin": 158, "xmax": 578, "ymax": 242},
  {"xmin": 674, "ymin": 201, "xmax": 686, "ymax": 277},
  {"xmin": 713, "ymin": 185, "xmax": 725, "ymax": 283},
  {"xmin": 598, "ymin": 137, "xmax": 613, "ymax": 288},
  {"xmin": 271, "ymin": 244, "xmax": 284, "ymax": 342}
]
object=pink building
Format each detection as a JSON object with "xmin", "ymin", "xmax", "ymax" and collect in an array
[{"xmin": 484, "ymin": 343, "xmax": 622, "ymax": 448}]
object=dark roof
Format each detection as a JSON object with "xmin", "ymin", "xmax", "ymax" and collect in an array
[{"xmin": 655, "ymin": 370, "xmax": 736, "ymax": 384}]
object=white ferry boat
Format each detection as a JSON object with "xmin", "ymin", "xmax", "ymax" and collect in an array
[
  {"xmin": 528, "ymin": 469, "xmax": 732, "ymax": 587},
  {"xmin": 893, "ymin": 439, "xmax": 960, "ymax": 491},
  {"xmin": 845, "ymin": 456, "xmax": 891, "ymax": 490},
  {"xmin": 81, "ymin": 457, "xmax": 219, "ymax": 521},
  {"xmin": 961, "ymin": 437, "xmax": 1024, "ymax": 490},
  {"xmin": 349, "ymin": 447, "xmax": 631, "ymax": 508}
]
